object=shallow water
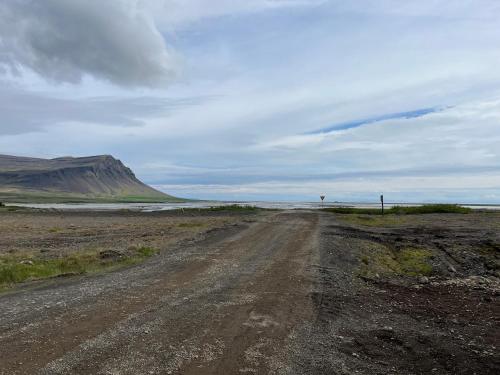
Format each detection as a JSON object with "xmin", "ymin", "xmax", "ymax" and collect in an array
[{"xmin": 7, "ymin": 201, "xmax": 500, "ymax": 211}]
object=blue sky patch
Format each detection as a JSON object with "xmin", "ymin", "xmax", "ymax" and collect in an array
[{"xmin": 308, "ymin": 107, "xmax": 440, "ymax": 135}]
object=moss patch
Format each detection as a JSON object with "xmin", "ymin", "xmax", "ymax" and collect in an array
[
  {"xmin": 396, "ymin": 248, "xmax": 433, "ymax": 276},
  {"xmin": 359, "ymin": 243, "xmax": 433, "ymax": 278},
  {"xmin": 0, "ymin": 246, "xmax": 158, "ymax": 291}
]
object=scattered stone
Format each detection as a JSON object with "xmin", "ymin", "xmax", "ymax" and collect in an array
[
  {"xmin": 99, "ymin": 250, "xmax": 124, "ymax": 260},
  {"xmin": 19, "ymin": 260, "xmax": 34, "ymax": 265}
]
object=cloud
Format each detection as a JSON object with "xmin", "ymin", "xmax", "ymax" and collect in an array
[
  {"xmin": 0, "ymin": 0, "xmax": 179, "ymax": 87},
  {"xmin": 152, "ymin": 170, "xmax": 500, "ymax": 203},
  {"xmin": 146, "ymin": 0, "xmax": 328, "ymax": 28},
  {"xmin": 332, "ymin": 0, "xmax": 500, "ymax": 19},
  {"xmin": 0, "ymin": 84, "xmax": 206, "ymax": 135}
]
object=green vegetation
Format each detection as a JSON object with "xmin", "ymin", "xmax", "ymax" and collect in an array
[
  {"xmin": 358, "ymin": 243, "xmax": 433, "ymax": 278},
  {"xmin": 390, "ymin": 204, "xmax": 471, "ymax": 214},
  {"xmin": 396, "ymin": 248, "xmax": 433, "ymax": 276},
  {"xmin": 173, "ymin": 204, "xmax": 260, "ymax": 213},
  {"xmin": 0, "ymin": 246, "xmax": 158, "ymax": 291},
  {"xmin": 324, "ymin": 204, "xmax": 471, "ymax": 215},
  {"xmin": 0, "ymin": 191, "xmax": 187, "ymax": 204},
  {"xmin": 0, "ymin": 205, "xmax": 27, "ymax": 212},
  {"xmin": 207, "ymin": 204, "xmax": 259, "ymax": 212}
]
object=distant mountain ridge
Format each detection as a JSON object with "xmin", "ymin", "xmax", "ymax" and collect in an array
[{"xmin": 0, "ymin": 154, "xmax": 180, "ymax": 203}]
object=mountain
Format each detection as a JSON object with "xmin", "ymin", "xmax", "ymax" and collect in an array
[{"xmin": 0, "ymin": 154, "xmax": 182, "ymax": 203}]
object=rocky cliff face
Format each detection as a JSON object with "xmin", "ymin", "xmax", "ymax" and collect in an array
[{"xmin": 0, "ymin": 154, "xmax": 174, "ymax": 201}]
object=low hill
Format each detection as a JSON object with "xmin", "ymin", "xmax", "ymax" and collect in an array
[{"xmin": 0, "ymin": 154, "xmax": 182, "ymax": 203}]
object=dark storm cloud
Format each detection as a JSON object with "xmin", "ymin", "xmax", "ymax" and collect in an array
[{"xmin": 0, "ymin": 0, "xmax": 178, "ymax": 87}]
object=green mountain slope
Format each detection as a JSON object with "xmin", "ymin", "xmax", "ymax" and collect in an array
[{"xmin": 0, "ymin": 154, "xmax": 183, "ymax": 203}]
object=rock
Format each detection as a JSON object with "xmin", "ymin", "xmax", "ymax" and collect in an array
[
  {"xmin": 419, "ymin": 276, "xmax": 429, "ymax": 284},
  {"xmin": 19, "ymin": 260, "xmax": 34, "ymax": 265}
]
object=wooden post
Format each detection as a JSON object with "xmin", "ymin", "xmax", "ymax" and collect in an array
[{"xmin": 380, "ymin": 194, "xmax": 384, "ymax": 215}]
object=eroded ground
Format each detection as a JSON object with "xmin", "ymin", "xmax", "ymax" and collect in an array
[{"xmin": 0, "ymin": 209, "xmax": 498, "ymax": 374}]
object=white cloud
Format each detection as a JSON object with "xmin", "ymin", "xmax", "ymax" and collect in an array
[
  {"xmin": 153, "ymin": 171, "xmax": 500, "ymax": 202},
  {"xmin": 254, "ymin": 96, "xmax": 500, "ymax": 172},
  {"xmin": 144, "ymin": 0, "xmax": 328, "ymax": 28}
]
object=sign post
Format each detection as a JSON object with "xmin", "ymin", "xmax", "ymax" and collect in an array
[
  {"xmin": 320, "ymin": 195, "xmax": 325, "ymax": 208},
  {"xmin": 380, "ymin": 194, "xmax": 384, "ymax": 215}
]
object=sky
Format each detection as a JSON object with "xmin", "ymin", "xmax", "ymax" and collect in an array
[{"xmin": 1, "ymin": 0, "xmax": 500, "ymax": 203}]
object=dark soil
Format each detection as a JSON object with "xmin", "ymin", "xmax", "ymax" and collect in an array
[{"xmin": 300, "ymin": 212, "xmax": 500, "ymax": 375}]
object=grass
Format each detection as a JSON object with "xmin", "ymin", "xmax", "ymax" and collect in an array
[
  {"xmin": 207, "ymin": 204, "xmax": 259, "ymax": 212},
  {"xmin": 173, "ymin": 205, "xmax": 260, "ymax": 213},
  {"xmin": 358, "ymin": 243, "xmax": 433, "ymax": 278},
  {"xmin": 324, "ymin": 204, "xmax": 471, "ymax": 215},
  {"xmin": 0, "ymin": 205, "xmax": 28, "ymax": 212},
  {"xmin": 396, "ymin": 248, "xmax": 433, "ymax": 276},
  {"xmin": 0, "ymin": 246, "xmax": 158, "ymax": 291},
  {"xmin": 0, "ymin": 191, "xmax": 187, "ymax": 204}
]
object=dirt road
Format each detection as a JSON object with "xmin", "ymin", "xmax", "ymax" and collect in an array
[
  {"xmin": 0, "ymin": 211, "xmax": 320, "ymax": 374},
  {"xmin": 1, "ymin": 210, "xmax": 498, "ymax": 374}
]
